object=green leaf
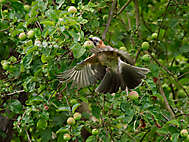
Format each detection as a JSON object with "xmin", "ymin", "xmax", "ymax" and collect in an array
[
  {"xmin": 8, "ymin": 99, "xmax": 22, "ymax": 114},
  {"xmin": 172, "ymin": 133, "xmax": 179, "ymax": 142},
  {"xmin": 26, "ymin": 96, "xmax": 44, "ymax": 105},
  {"xmin": 166, "ymin": 119, "xmax": 180, "ymax": 127},
  {"xmin": 41, "ymin": 54, "xmax": 47, "ymax": 63},
  {"xmin": 71, "ymin": 43, "xmax": 86, "ymax": 59},
  {"xmin": 72, "ymin": 103, "xmax": 81, "ymax": 113},
  {"xmin": 41, "ymin": 20, "xmax": 55, "ymax": 26},
  {"xmin": 86, "ymin": 135, "xmax": 97, "ymax": 142},
  {"xmin": 37, "ymin": 119, "xmax": 47, "ymax": 129},
  {"xmin": 56, "ymin": 106, "xmax": 71, "ymax": 112},
  {"xmin": 56, "ymin": 128, "xmax": 69, "ymax": 134}
]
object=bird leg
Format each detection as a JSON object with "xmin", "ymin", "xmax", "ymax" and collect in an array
[{"xmin": 125, "ymin": 86, "xmax": 128, "ymax": 96}]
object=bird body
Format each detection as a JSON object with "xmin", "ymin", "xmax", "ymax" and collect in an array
[{"xmin": 57, "ymin": 37, "xmax": 150, "ymax": 93}]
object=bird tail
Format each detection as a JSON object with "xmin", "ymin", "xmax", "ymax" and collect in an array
[
  {"xmin": 118, "ymin": 58, "xmax": 150, "ymax": 89},
  {"xmin": 95, "ymin": 69, "xmax": 121, "ymax": 94}
]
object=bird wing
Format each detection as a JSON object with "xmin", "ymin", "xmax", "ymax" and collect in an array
[
  {"xmin": 90, "ymin": 46, "xmax": 134, "ymax": 65},
  {"xmin": 57, "ymin": 54, "xmax": 106, "ymax": 89},
  {"xmin": 118, "ymin": 57, "xmax": 150, "ymax": 89}
]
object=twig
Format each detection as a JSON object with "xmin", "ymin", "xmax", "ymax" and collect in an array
[
  {"xmin": 35, "ymin": 21, "xmax": 43, "ymax": 33},
  {"xmin": 102, "ymin": 0, "xmax": 117, "ymax": 40},
  {"xmin": 157, "ymin": 0, "xmax": 171, "ymax": 40},
  {"xmin": 134, "ymin": 0, "xmax": 141, "ymax": 38},
  {"xmin": 25, "ymin": 129, "xmax": 32, "ymax": 142},
  {"xmin": 140, "ymin": 129, "xmax": 151, "ymax": 142},
  {"xmin": 178, "ymin": 71, "xmax": 189, "ymax": 79},
  {"xmin": 2, "ymin": 90, "xmax": 25, "ymax": 97},
  {"xmin": 114, "ymin": 0, "xmax": 132, "ymax": 17},
  {"xmin": 134, "ymin": 48, "xmax": 141, "ymax": 64},
  {"xmin": 147, "ymin": 51, "xmax": 189, "ymax": 97},
  {"xmin": 141, "ymin": 10, "xmax": 152, "ymax": 33},
  {"xmin": 157, "ymin": 76, "xmax": 175, "ymax": 119},
  {"xmin": 126, "ymin": 13, "xmax": 135, "ymax": 46}
]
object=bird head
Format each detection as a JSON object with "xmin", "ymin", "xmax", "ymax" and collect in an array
[{"xmin": 89, "ymin": 37, "xmax": 105, "ymax": 47}]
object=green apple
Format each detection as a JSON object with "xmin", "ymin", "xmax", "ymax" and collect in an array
[
  {"xmin": 27, "ymin": 30, "xmax": 35, "ymax": 39},
  {"xmin": 64, "ymin": 133, "xmax": 71, "ymax": 141},
  {"xmin": 141, "ymin": 42, "xmax": 150, "ymax": 50},
  {"xmin": 24, "ymin": 5, "xmax": 30, "ymax": 12},
  {"xmin": 128, "ymin": 91, "xmax": 139, "ymax": 100},
  {"xmin": 180, "ymin": 129, "xmax": 188, "ymax": 137},
  {"xmin": 1, "ymin": 60, "xmax": 9, "ymax": 70},
  {"xmin": 152, "ymin": 33, "xmax": 158, "ymax": 39},
  {"xmin": 142, "ymin": 54, "xmax": 150, "ymax": 62},
  {"xmin": 67, "ymin": 117, "xmax": 75, "ymax": 125},
  {"xmin": 68, "ymin": 6, "xmax": 77, "ymax": 13},
  {"xmin": 70, "ymin": 99, "xmax": 78, "ymax": 105},
  {"xmin": 177, "ymin": 89, "xmax": 186, "ymax": 98},
  {"xmin": 92, "ymin": 129, "xmax": 99, "ymax": 135},
  {"xmin": 73, "ymin": 112, "xmax": 81, "ymax": 120},
  {"xmin": 19, "ymin": 32, "xmax": 26, "ymax": 40},
  {"xmin": 119, "ymin": 47, "xmax": 127, "ymax": 51},
  {"xmin": 0, "ymin": 0, "xmax": 5, "ymax": 3}
]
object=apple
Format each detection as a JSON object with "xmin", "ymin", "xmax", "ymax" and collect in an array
[
  {"xmin": 24, "ymin": 5, "xmax": 30, "ymax": 12},
  {"xmin": 0, "ymin": 0, "xmax": 5, "ymax": 3},
  {"xmin": 1, "ymin": 60, "xmax": 9, "ymax": 70},
  {"xmin": 19, "ymin": 32, "xmax": 26, "ymax": 40},
  {"xmin": 180, "ymin": 129, "xmax": 188, "ymax": 137},
  {"xmin": 152, "ymin": 33, "xmax": 158, "ymax": 39},
  {"xmin": 83, "ymin": 41, "xmax": 94, "ymax": 47},
  {"xmin": 141, "ymin": 42, "xmax": 150, "ymax": 50},
  {"xmin": 128, "ymin": 91, "xmax": 139, "ymax": 100},
  {"xmin": 92, "ymin": 129, "xmax": 99, "ymax": 135},
  {"xmin": 64, "ymin": 133, "xmax": 71, "ymax": 141},
  {"xmin": 73, "ymin": 112, "xmax": 81, "ymax": 120},
  {"xmin": 68, "ymin": 6, "xmax": 77, "ymax": 13},
  {"xmin": 67, "ymin": 117, "xmax": 75, "ymax": 125},
  {"xmin": 27, "ymin": 30, "xmax": 35, "ymax": 39},
  {"xmin": 70, "ymin": 99, "xmax": 78, "ymax": 105},
  {"xmin": 142, "ymin": 54, "xmax": 150, "ymax": 62},
  {"xmin": 119, "ymin": 47, "xmax": 127, "ymax": 51},
  {"xmin": 177, "ymin": 89, "xmax": 186, "ymax": 98},
  {"xmin": 34, "ymin": 40, "xmax": 41, "ymax": 46}
]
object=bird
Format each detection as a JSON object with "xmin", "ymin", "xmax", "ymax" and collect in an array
[{"xmin": 57, "ymin": 37, "xmax": 150, "ymax": 94}]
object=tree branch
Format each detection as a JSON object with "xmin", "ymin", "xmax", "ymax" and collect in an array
[
  {"xmin": 114, "ymin": 0, "xmax": 132, "ymax": 17},
  {"xmin": 134, "ymin": 0, "xmax": 141, "ymax": 38},
  {"xmin": 147, "ymin": 51, "xmax": 189, "ymax": 97},
  {"xmin": 102, "ymin": 0, "xmax": 117, "ymax": 40},
  {"xmin": 157, "ymin": 77, "xmax": 175, "ymax": 119}
]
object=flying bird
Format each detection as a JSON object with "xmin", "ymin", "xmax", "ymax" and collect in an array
[{"xmin": 57, "ymin": 37, "xmax": 150, "ymax": 93}]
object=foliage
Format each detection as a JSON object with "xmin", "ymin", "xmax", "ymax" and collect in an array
[{"xmin": 0, "ymin": 0, "xmax": 188, "ymax": 142}]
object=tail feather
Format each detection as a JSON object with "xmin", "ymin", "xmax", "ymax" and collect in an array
[{"xmin": 95, "ymin": 70, "xmax": 120, "ymax": 93}]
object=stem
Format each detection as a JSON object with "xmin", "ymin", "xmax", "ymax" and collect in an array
[
  {"xmin": 102, "ymin": 0, "xmax": 117, "ymax": 40},
  {"xmin": 157, "ymin": 77, "xmax": 175, "ymax": 119}
]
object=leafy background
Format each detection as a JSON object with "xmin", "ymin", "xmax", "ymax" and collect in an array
[{"xmin": 0, "ymin": 0, "xmax": 189, "ymax": 142}]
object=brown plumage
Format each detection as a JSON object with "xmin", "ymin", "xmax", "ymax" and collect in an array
[{"xmin": 57, "ymin": 37, "xmax": 150, "ymax": 93}]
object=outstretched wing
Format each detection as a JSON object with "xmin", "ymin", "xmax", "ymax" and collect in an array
[{"xmin": 57, "ymin": 54, "xmax": 106, "ymax": 89}]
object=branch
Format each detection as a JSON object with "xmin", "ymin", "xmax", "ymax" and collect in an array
[
  {"xmin": 2, "ymin": 90, "xmax": 25, "ymax": 97},
  {"xmin": 134, "ymin": 48, "xmax": 141, "ymax": 64},
  {"xmin": 114, "ymin": 0, "xmax": 132, "ymax": 17},
  {"xmin": 25, "ymin": 129, "xmax": 32, "ymax": 142},
  {"xmin": 147, "ymin": 51, "xmax": 189, "ymax": 97},
  {"xmin": 157, "ymin": 77, "xmax": 175, "ymax": 119},
  {"xmin": 134, "ymin": 0, "xmax": 141, "ymax": 38},
  {"xmin": 126, "ymin": 13, "xmax": 135, "ymax": 46},
  {"xmin": 102, "ymin": 0, "xmax": 117, "ymax": 40}
]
